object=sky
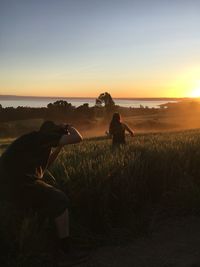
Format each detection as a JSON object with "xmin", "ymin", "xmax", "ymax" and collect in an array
[{"xmin": 0, "ymin": 0, "xmax": 200, "ymax": 98}]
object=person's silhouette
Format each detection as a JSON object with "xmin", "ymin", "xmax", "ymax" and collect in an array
[
  {"xmin": 0, "ymin": 121, "xmax": 87, "ymax": 265},
  {"xmin": 109, "ymin": 113, "xmax": 134, "ymax": 145}
]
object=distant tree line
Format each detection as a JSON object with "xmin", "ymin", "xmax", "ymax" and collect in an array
[
  {"xmin": 0, "ymin": 93, "xmax": 114, "ymax": 123},
  {"xmin": 0, "ymin": 92, "xmax": 162, "ymax": 124}
]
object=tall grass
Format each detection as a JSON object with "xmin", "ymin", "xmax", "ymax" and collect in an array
[
  {"xmin": 1, "ymin": 129, "xmax": 200, "ymax": 265},
  {"xmin": 51, "ymin": 129, "xmax": 200, "ymax": 235}
]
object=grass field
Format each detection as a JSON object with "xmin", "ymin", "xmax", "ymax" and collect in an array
[{"xmin": 1, "ymin": 129, "xmax": 200, "ymax": 266}]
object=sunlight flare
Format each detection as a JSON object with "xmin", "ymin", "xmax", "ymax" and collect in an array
[{"xmin": 190, "ymin": 88, "xmax": 200, "ymax": 98}]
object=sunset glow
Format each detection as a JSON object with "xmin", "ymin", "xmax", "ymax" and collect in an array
[
  {"xmin": 0, "ymin": 0, "xmax": 200, "ymax": 98},
  {"xmin": 190, "ymin": 88, "xmax": 200, "ymax": 98}
]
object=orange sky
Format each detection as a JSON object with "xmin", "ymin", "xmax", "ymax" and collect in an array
[
  {"xmin": 1, "ymin": 64, "xmax": 200, "ymax": 98},
  {"xmin": 1, "ymin": 1, "xmax": 200, "ymax": 98}
]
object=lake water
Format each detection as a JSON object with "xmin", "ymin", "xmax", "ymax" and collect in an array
[{"xmin": 0, "ymin": 97, "xmax": 177, "ymax": 109}]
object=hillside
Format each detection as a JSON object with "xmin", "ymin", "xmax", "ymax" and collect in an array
[{"xmin": 1, "ymin": 129, "xmax": 200, "ymax": 266}]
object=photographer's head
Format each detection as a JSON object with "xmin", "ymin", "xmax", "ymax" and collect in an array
[
  {"xmin": 40, "ymin": 121, "xmax": 57, "ymax": 133},
  {"xmin": 39, "ymin": 121, "xmax": 82, "ymax": 147},
  {"xmin": 40, "ymin": 121, "xmax": 69, "ymax": 135}
]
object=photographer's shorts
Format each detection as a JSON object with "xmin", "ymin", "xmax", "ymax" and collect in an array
[{"xmin": 15, "ymin": 179, "xmax": 69, "ymax": 219}]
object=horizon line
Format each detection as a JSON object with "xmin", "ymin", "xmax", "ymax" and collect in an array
[{"xmin": 0, "ymin": 94, "xmax": 188, "ymax": 100}]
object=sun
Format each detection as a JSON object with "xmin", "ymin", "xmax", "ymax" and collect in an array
[{"xmin": 190, "ymin": 88, "xmax": 200, "ymax": 98}]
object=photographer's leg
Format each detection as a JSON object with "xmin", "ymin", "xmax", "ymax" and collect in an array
[
  {"xmin": 55, "ymin": 208, "xmax": 70, "ymax": 253},
  {"xmin": 54, "ymin": 208, "xmax": 89, "ymax": 266},
  {"xmin": 55, "ymin": 208, "xmax": 69, "ymax": 238}
]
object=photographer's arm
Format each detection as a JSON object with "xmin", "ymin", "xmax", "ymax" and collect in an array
[
  {"xmin": 47, "ymin": 145, "xmax": 63, "ymax": 168},
  {"xmin": 47, "ymin": 126, "xmax": 83, "ymax": 168},
  {"xmin": 59, "ymin": 126, "xmax": 83, "ymax": 145}
]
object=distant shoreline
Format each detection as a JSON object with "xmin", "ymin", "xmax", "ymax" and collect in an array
[{"xmin": 0, "ymin": 95, "xmax": 186, "ymax": 101}]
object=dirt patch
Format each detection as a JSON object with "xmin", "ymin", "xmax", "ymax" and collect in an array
[{"xmin": 83, "ymin": 217, "xmax": 200, "ymax": 267}]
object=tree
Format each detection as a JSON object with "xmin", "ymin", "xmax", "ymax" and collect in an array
[
  {"xmin": 95, "ymin": 92, "xmax": 115, "ymax": 108},
  {"xmin": 95, "ymin": 98, "xmax": 102, "ymax": 107},
  {"xmin": 47, "ymin": 100, "xmax": 74, "ymax": 110},
  {"xmin": 47, "ymin": 100, "xmax": 68, "ymax": 108}
]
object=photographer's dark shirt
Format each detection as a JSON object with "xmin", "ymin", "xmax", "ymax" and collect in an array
[{"xmin": 0, "ymin": 131, "xmax": 61, "ymax": 186}]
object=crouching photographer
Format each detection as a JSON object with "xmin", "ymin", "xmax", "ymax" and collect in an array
[{"xmin": 0, "ymin": 121, "xmax": 87, "ymax": 266}]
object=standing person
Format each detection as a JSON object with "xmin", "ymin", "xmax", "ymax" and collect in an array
[
  {"xmin": 0, "ymin": 121, "xmax": 86, "ymax": 266},
  {"xmin": 109, "ymin": 112, "xmax": 134, "ymax": 145}
]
